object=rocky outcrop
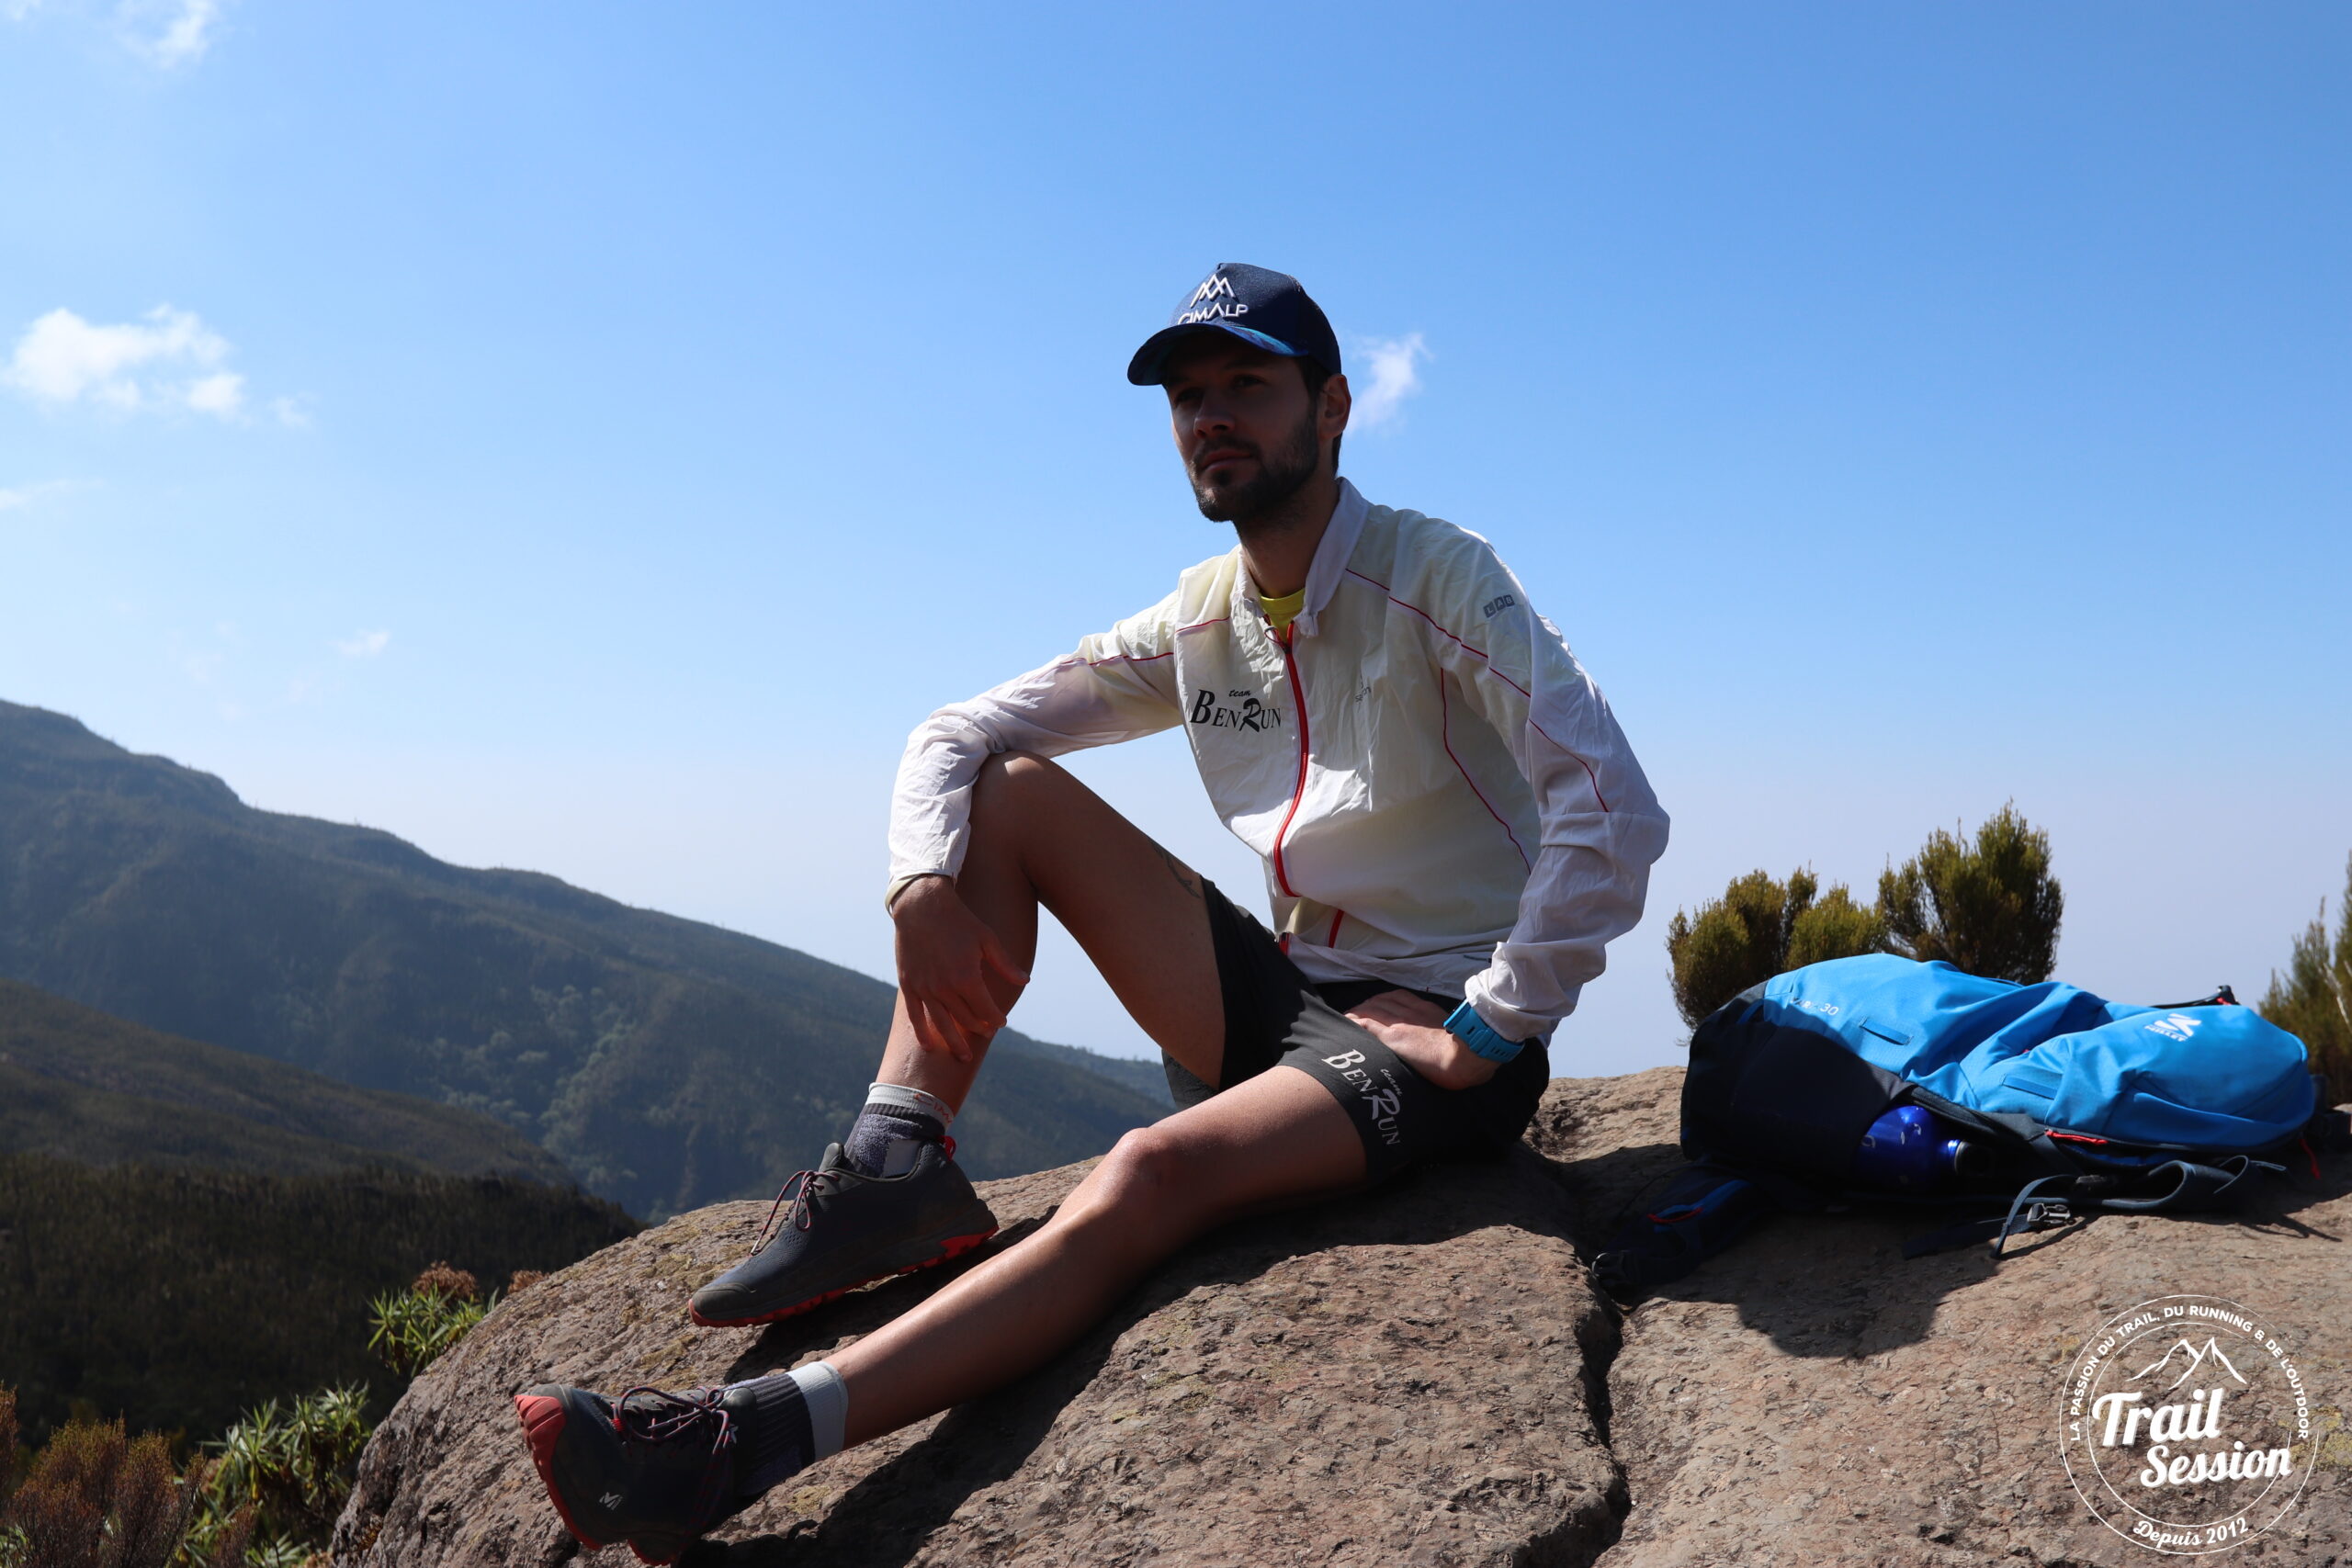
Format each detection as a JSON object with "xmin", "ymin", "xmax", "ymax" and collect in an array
[
  {"xmin": 336, "ymin": 1069, "xmax": 2351, "ymax": 1567},
  {"xmin": 1530, "ymin": 1068, "xmax": 2352, "ymax": 1567}
]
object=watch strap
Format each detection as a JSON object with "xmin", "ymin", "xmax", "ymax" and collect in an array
[{"xmin": 1443, "ymin": 1000, "xmax": 1526, "ymax": 1065}]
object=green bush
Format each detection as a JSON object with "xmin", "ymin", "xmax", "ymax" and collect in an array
[
  {"xmin": 1878, "ymin": 804, "xmax": 2064, "ymax": 984},
  {"xmin": 368, "ymin": 1265, "xmax": 491, "ymax": 1379},
  {"xmin": 1667, "ymin": 805, "xmax": 2064, "ymax": 1032},
  {"xmin": 2259, "ymin": 852, "xmax": 2352, "ymax": 1098},
  {"xmin": 1667, "ymin": 868, "xmax": 1887, "ymax": 1028},
  {"xmin": 182, "ymin": 1387, "xmax": 370, "ymax": 1566},
  {"xmin": 0, "ymin": 1373, "xmax": 372, "ymax": 1568}
]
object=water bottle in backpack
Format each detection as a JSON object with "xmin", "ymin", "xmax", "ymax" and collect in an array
[{"xmin": 1852, "ymin": 1104, "xmax": 1990, "ymax": 1190}]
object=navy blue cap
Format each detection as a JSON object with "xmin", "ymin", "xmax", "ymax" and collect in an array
[{"xmin": 1126, "ymin": 263, "xmax": 1342, "ymax": 386}]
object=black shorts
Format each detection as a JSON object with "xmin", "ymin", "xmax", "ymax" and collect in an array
[{"xmin": 1161, "ymin": 881, "xmax": 1550, "ymax": 1183}]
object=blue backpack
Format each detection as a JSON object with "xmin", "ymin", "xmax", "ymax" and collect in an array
[{"xmin": 1591, "ymin": 954, "xmax": 2341, "ymax": 1296}]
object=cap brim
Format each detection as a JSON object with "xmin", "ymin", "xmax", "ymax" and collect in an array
[{"xmin": 1125, "ymin": 321, "xmax": 1306, "ymax": 386}]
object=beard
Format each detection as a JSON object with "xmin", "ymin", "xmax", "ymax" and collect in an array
[{"xmin": 1188, "ymin": 406, "xmax": 1321, "ymax": 527}]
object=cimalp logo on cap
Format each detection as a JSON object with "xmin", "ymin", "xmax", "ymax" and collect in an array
[
  {"xmin": 1175, "ymin": 273, "xmax": 1250, "ymax": 326},
  {"xmin": 2059, "ymin": 1294, "xmax": 2315, "ymax": 1553}
]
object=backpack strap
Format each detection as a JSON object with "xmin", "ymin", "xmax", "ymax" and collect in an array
[
  {"xmin": 2153, "ymin": 985, "xmax": 2238, "ymax": 1009},
  {"xmin": 1589, "ymin": 1162, "xmax": 1778, "ymax": 1299},
  {"xmin": 2094, "ymin": 1156, "xmax": 2283, "ymax": 1213},
  {"xmin": 1901, "ymin": 1174, "xmax": 2086, "ymax": 1260}
]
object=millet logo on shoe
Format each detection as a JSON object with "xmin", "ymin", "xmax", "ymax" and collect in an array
[
  {"xmin": 1189, "ymin": 687, "xmax": 1284, "ymax": 734},
  {"xmin": 1320, "ymin": 1049, "xmax": 1405, "ymax": 1147}
]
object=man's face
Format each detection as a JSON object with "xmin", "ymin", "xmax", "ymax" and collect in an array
[{"xmin": 1161, "ymin": 338, "xmax": 1332, "ymax": 525}]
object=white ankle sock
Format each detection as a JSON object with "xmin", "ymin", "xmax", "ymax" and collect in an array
[{"xmin": 788, "ymin": 1359, "xmax": 847, "ymax": 1462}]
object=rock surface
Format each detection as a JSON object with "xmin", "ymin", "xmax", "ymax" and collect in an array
[
  {"xmin": 1527, "ymin": 1067, "xmax": 2352, "ymax": 1568},
  {"xmin": 336, "ymin": 1069, "xmax": 2350, "ymax": 1568}
]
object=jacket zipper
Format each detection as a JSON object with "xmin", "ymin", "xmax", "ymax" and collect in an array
[{"xmin": 1271, "ymin": 624, "xmax": 1310, "ymax": 897}]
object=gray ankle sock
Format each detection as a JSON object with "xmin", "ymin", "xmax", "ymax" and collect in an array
[
  {"xmin": 842, "ymin": 1084, "xmax": 954, "ymax": 1178},
  {"xmin": 729, "ymin": 1361, "xmax": 845, "ymax": 1499}
]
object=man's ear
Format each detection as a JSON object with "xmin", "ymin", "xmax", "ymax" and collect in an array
[{"xmin": 1320, "ymin": 372, "xmax": 1351, "ymax": 439}]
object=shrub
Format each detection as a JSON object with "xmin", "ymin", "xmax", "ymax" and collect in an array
[
  {"xmin": 182, "ymin": 1387, "xmax": 369, "ymax": 1565},
  {"xmin": 2259, "ymin": 852, "xmax": 2352, "ymax": 1098},
  {"xmin": 368, "ymin": 1265, "xmax": 492, "ymax": 1379},
  {"xmin": 1667, "ymin": 868, "xmax": 1888, "ymax": 1028},
  {"xmin": 1878, "ymin": 804, "xmax": 2063, "ymax": 984},
  {"xmin": 0, "ymin": 1409, "xmax": 212, "ymax": 1568}
]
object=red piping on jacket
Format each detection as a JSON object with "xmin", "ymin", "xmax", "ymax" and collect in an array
[
  {"xmin": 1441, "ymin": 677, "xmax": 1532, "ymax": 870},
  {"xmin": 1343, "ymin": 567, "xmax": 1612, "ymax": 812},
  {"xmin": 1327, "ymin": 907, "xmax": 1344, "ymax": 945},
  {"xmin": 1270, "ymin": 623, "xmax": 1311, "ymax": 898}
]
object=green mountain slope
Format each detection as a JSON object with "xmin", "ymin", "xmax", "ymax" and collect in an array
[
  {"xmin": 0, "ymin": 700, "xmax": 1170, "ymax": 1219},
  {"xmin": 0, "ymin": 977, "xmax": 575, "ymax": 1181},
  {"xmin": 0, "ymin": 1152, "xmax": 639, "ymax": 1445}
]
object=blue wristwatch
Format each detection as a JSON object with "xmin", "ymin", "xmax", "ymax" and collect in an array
[{"xmin": 1443, "ymin": 1000, "xmax": 1526, "ymax": 1065}]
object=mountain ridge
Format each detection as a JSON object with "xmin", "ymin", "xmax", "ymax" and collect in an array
[
  {"xmin": 0, "ymin": 976, "xmax": 576, "ymax": 1182},
  {"xmin": 0, "ymin": 699, "xmax": 1170, "ymax": 1219}
]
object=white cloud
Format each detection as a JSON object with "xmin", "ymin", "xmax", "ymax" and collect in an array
[
  {"xmin": 5, "ymin": 305, "xmax": 253, "ymax": 419},
  {"xmin": 270, "ymin": 394, "xmax": 313, "ymax": 429},
  {"xmin": 1348, "ymin": 333, "xmax": 1430, "ymax": 433},
  {"xmin": 0, "ymin": 479, "xmax": 80, "ymax": 513},
  {"xmin": 4, "ymin": 1, "xmax": 48, "ymax": 23},
  {"xmin": 335, "ymin": 629, "xmax": 391, "ymax": 659},
  {"xmin": 185, "ymin": 370, "xmax": 245, "ymax": 416},
  {"xmin": 119, "ymin": 0, "xmax": 220, "ymax": 66}
]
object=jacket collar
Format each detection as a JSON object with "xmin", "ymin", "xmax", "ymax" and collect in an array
[{"xmin": 1237, "ymin": 478, "xmax": 1369, "ymax": 640}]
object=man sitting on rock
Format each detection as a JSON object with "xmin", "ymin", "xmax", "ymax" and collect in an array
[{"xmin": 513, "ymin": 262, "xmax": 1670, "ymax": 1564}]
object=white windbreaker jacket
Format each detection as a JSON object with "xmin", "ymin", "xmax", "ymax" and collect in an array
[{"xmin": 887, "ymin": 480, "xmax": 1669, "ymax": 1044}]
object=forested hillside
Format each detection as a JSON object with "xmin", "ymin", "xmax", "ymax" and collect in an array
[
  {"xmin": 0, "ymin": 699, "xmax": 1170, "ymax": 1220},
  {"xmin": 0, "ymin": 977, "xmax": 573, "ymax": 1181},
  {"xmin": 0, "ymin": 1154, "xmax": 639, "ymax": 1445}
]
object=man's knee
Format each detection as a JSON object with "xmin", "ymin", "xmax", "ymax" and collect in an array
[
  {"xmin": 970, "ymin": 750, "xmax": 1064, "ymax": 821},
  {"xmin": 1073, "ymin": 1123, "xmax": 1200, "ymax": 1231}
]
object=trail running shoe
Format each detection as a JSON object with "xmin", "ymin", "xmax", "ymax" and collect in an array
[
  {"xmin": 688, "ymin": 1138, "xmax": 997, "ymax": 1327},
  {"xmin": 512, "ymin": 1382, "xmax": 752, "ymax": 1565}
]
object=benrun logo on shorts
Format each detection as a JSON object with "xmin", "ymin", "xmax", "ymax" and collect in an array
[
  {"xmin": 2059, "ymin": 1294, "xmax": 2314, "ymax": 1554},
  {"xmin": 1176, "ymin": 273, "xmax": 1249, "ymax": 325},
  {"xmin": 1320, "ymin": 1050, "xmax": 1404, "ymax": 1146}
]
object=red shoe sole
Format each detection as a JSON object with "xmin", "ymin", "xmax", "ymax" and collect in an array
[
  {"xmin": 687, "ymin": 1227, "xmax": 999, "ymax": 1328},
  {"xmin": 513, "ymin": 1393, "xmax": 610, "ymax": 1551}
]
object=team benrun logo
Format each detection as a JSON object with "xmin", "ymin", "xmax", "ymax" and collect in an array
[
  {"xmin": 2060, "ymin": 1295, "xmax": 2313, "ymax": 1553},
  {"xmin": 1176, "ymin": 273, "xmax": 1250, "ymax": 325}
]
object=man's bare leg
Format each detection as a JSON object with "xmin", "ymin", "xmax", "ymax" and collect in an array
[
  {"xmin": 833, "ymin": 1059, "xmax": 1363, "ymax": 1442},
  {"xmin": 515, "ymin": 752, "xmax": 1374, "ymax": 1558},
  {"xmin": 879, "ymin": 750, "xmax": 1236, "ymax": 1103}
]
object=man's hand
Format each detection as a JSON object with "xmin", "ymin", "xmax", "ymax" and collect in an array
[
  {"xmin": 1341, "ymin": 989, "xmax": 1502, "ymax": 1090},
  {"xmin": 890, "ymin": 875, "xmax": 1030, "ymax": 1062}
]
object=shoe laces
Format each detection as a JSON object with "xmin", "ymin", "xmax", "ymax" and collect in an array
[
  {"xmin": 611, "ymin": 1386, "xmax": 738, "ymax": 1455},
  {"xmin": 748, "ymin": 1136, "xmax": 956, "ymax": 1254},
  {"xmin": 750, "ymin": 1168, "xmax": 831, "ymax": 1253}
]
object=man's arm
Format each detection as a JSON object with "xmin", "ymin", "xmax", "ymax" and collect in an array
[
  {"xmin": 888, "ymin": 591, "xmax": 1187, "ymax": 901},
  {"xmin": 1418, "ymin": 536, "xmax": 1671, "ymax": 1048},
  {"xmin": 885, "ymin": 593, "xmax": 1188, "ymax": 1055}
]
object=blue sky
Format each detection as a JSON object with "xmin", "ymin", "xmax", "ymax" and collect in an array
[{"xmin": 4, "ymin": 3, "xmax": 2346, "ymax": 1072}]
